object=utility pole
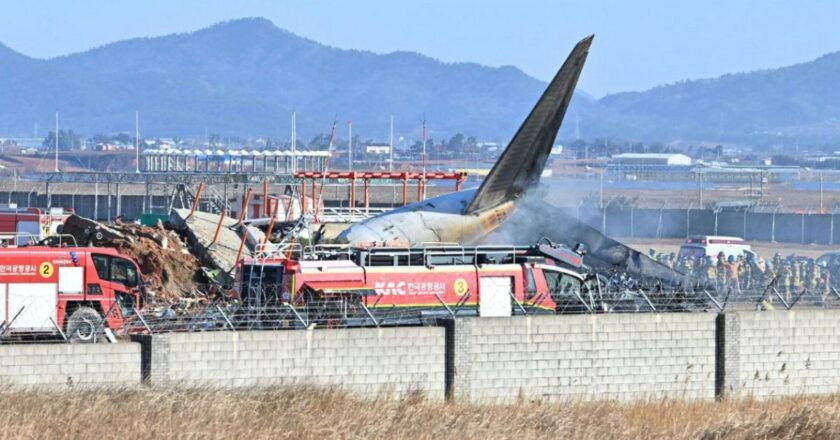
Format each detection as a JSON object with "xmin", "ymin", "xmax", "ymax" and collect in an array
[
  {"xmin": 820, "ymin": 172, "xmax": 825, "ymax": 213},
  {"xmin": 422, "ymin": 119, "xmax": 427, "ymax": 199},
  {"xmin": 698, "ymin": 171, "xmax": 704, "ymax": 206},
  {"xmin": 348, "ymin": 120, "xmax": 353, "ymax": 171},
  {"xmin": 389, "ymin": 114, "xmax": 394, "ymax": 172},
  {"xmin": 291, "ymin": 111, "xmax": 297, "ymax": 174},
  {"xmin": 54, "ymin": 111, "xmax": 59, "ymax": 173},
  {"xmin": 135, "ymin": 110, "xmax": 140, "ymax": 173},
  {"xmin": 599, "ymin": 170, "xmax": 604, "ymax": 208}
]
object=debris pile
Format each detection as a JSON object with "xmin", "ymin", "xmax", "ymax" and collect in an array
[
  {"xmin": 170, "ymin": 208, "xmax": 263, "ymax": 277},
  {"xmin": 61, "ymin": 215, "xmax": 204, "ymax": 302}
]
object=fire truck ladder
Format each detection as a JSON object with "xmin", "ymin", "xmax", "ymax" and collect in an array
[
  {"xmin": 242, "ymin": 183, "xmax": 321, "ymax": 326},
  {"xmin": 246, "ymin": 213, "xmax": 311, "ymax": 312}
]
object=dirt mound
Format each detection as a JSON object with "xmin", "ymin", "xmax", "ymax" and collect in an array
[{"xmin": 61, "ymin": 215, "xmax": 204, "ymax": 302}]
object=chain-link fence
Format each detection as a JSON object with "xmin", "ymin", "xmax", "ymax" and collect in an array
[{"xmin": 572, "ymin": 205, "xmax": 840, "ymax": 245}]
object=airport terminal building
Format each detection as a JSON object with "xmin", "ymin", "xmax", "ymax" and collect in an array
[{"xmin": 606, "ymin": 153, "xmax": 800, "ymax": 183}]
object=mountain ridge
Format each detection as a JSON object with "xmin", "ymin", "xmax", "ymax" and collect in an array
[
  {"xmin": 0, "ymin": 18, "xmax": 553, "ymax": 140},
  {"xmin": 2, "ymin": 18, "xmax": 840, "ymax": 145}
]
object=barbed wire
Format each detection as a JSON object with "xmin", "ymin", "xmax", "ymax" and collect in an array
[{"xmin": 2, "ymin": 281, "xmax": 840, "ymax": 344}]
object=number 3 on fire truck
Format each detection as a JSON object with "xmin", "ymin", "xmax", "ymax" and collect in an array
[
  {"xmin": 38, "ymin": 262, "xmax": 54, "ymax": 278},
  {"xmin": 454, "ymin": 278, "xmax": 469, "ymax": 296}
]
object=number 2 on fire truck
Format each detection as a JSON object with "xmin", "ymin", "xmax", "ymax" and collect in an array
[{"xmin": 39, "ymin": 262, "xmax": 54, "ymax": 278}]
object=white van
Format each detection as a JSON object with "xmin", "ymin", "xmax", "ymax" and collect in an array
[{"xmin": 678, "ymin": 235, "xmax": 752, "ymax": 263}]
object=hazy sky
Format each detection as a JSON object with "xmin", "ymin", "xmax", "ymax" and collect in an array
[{"xmin": 2, "ymin": 0, "xmax": 840, "ymax": 97}]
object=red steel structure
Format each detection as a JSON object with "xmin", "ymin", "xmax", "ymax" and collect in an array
[{"xmin": 294, "ymin": 171, "xmax": 468, "ymax": 222}]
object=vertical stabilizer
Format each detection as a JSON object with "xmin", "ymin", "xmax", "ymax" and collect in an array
[{"xmin": 465, "ymin": 35, "xmax": 593, "ymax": 214}]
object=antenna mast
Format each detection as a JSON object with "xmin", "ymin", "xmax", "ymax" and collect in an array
[
  {"xmin": 422, "ymin": 119, "xmax": 427, "ymax": 199},
  {"xmin": 291, "ymin": 111, "xmax": 297, "ymax": 174},
  {"xmin": 135, "ymin": 110, "xmax": 140, "ymax": 173},
  {"xmin": 347, "ymin": 120, "xmax": 353, "ymax": 172},
  {"xmin": 389, "ymin": 114, "xmax": 394, "ymax": 172},
  {"xmin": 54, "ymin": 111, "xmax": 59, "ymax": 173}
]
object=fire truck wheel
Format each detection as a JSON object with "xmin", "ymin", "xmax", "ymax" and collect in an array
[{"xmin": 66, "ymin": 307, "xmax": 103, "ymax": 343}]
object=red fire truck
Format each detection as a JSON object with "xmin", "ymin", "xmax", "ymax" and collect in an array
[
  {"xmin": 236, "ymin": 240, "xmax": 595, "ymax": 323},
  {"xmin": 0, "ymin": 205, "xmax": 74, "ymax": 246},
  {"xmin": 0, "ymin": 245, "xmax": 146, "ymax": 341}
]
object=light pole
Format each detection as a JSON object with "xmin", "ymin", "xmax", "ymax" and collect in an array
[
  {"xmin": 135, "ymin": 111, "xmax": 141, "ymax": 173},
  {"xmin": 389, "ymin": 114, "xmax": 394, "ymax": 172},
  {"xmin": 422, "ymin": 119, "xmax": 427, "ymax": 200},
  {"xmin": 347, "ymin": 120, "xmax": 353, "ymax": 172},
  {"xmin": 27, "ymin": 187, "xmax": 37, "ymax": 208},
  {"xmin": 54, "ymin": 112, "xmax": 59, "ymax": 173}
]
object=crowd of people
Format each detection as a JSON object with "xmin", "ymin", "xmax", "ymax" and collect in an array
[{"xmin": 649, "ymin": 249, "xmax": 834, "ymax": 300}]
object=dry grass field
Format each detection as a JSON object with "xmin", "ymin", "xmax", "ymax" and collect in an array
[{"xmin": 2, "ymin": 386, "xmax": 840, "ymax": 439}]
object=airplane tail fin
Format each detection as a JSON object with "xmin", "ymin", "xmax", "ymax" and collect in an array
[{"xmin": 464, "ymin": 35, "xmax": 593, "ymax": 215}]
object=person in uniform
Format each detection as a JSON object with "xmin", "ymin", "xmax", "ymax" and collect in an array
[
  {"xmin": 682, "ymin": 257, "xmax": 695, "ymax": 278},
  {"xmin": 724, "ymin": 255, "xmax": 741, "ymax": 295},
  {"xmin": 779, "ymin": 261, "xmax": 792, "ymax": 302},
  {"xmin": 759, "ymin": 260, "xmax": 776, "ymax": 308},
  {"xmin": 806, "ymin": 261, "xmax": 820, "ymax": 291},
  {"xmin": 716, "ymin": 252, "xmax": 726, "ymax": 290},
  {"xmin": 822, "ymin": 265, "xmax": 832, "ymax": 301},
  {"xmin": 703, "ymin": 256, "xmax": 717, "ymax": 290},
  {"xmin": 740, "ymin": 255, "xmax": 752, "ymax": 291},
  {"xmin": 790, "ymin": 259, "xmax": 802, "ymax": 298}
]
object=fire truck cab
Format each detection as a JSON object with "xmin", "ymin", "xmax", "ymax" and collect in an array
[
  {"xmin": 0, "ymin": 246, "xmax": 145, "ymax": 341},
  {"xmin": 237, "ymin": 240, "xmax": 594, "ymax": 324}
]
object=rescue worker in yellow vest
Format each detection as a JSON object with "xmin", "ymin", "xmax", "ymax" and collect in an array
[
  {"xmin": 716, "ymin": 252, "xmax": 726, "ymax": 290},
  {"xmin": 790, "ymin": 260, "xmax": 802, "ymax": 298},
  {"xmin": 739, "ymin": 254, "xmax": 751, "ymax": 290},
  {"xmin": 779, "ymin": 262, "xmax": 793, "ymax": 302},
  {"xmin": 703, "ymin": 256, "xmax": 717, "ymax": 289}
]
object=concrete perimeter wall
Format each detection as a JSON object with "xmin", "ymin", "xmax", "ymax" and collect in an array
[
  {"xmin": 4, "ymin": 310, "xmax": 840, "ymax": 402},
  {"xmin": 149, "ymin": 328, "xmax": 445, "ymax": 399},
  {"xmin": 721, "ymin": 310, "xmax": 840, "ymax": 398},
  {"xmin": 0, "ymin": 343, "xmax": 140, "ymax": 388},
  {"xmin": 449, "ymin": 314, "xmax": 718, "ymax": 403}
]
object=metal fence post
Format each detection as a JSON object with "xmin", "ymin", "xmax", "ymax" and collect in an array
[
  {"xmin": 215, "ymin": 305, "xmax": 236, "ymax": 331},
  {"xmin": 801, "ymin": 211, "xmax": 806, "ymax": 244},
  {"xmin": 656, "ymin": 204, "xmax": 664, "ymax": 239},
  {"xmin": 743, "ymin": 209, "xmax": 748, "ymax": 239},
  {"xmin": 133, "ymin": 307, "xmax": 152, "ymax": 334},
  {"xmin": 49, "ymin": 317, "xmax": 68, "ymax": 342},
  {"xmin": 686, "ymin": 203, "xmax": 692, "ymax": 238}
]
